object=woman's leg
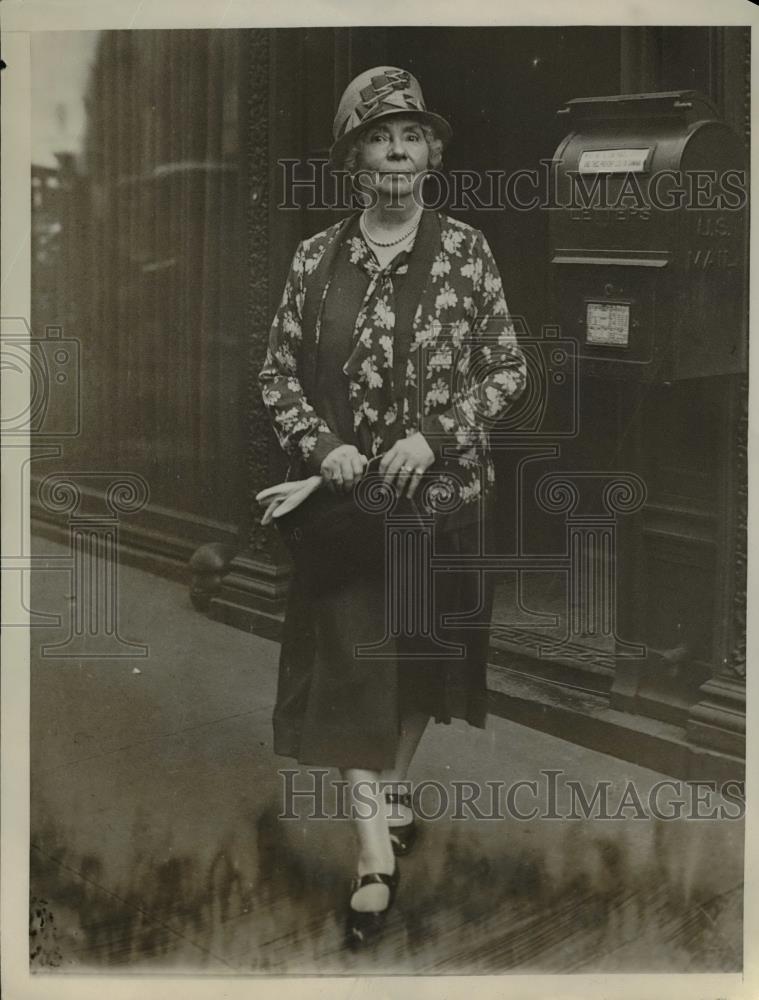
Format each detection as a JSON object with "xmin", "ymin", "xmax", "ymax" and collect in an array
[
  {"xmin": 342, "ymin": 767, "xmax": 395, "ymax": 911},
  {"xmin": 380, "ymin": 709, "xmax": 429, "ymax": 825}
]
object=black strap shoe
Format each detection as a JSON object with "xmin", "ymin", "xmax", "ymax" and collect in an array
[
  {"xmin": 345, "ymin": 865, "xmax": 400, "ymax": 949},
  {"xmin": 386, "ymin": 790, "xmax": 418, "ymax": 857}
]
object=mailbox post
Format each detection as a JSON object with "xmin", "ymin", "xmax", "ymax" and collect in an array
[{"xmin": 548, "ymin": 91, "xmax": 747, "ymax": 757}]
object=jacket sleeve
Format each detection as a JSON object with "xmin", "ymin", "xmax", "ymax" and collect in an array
[
  {"xmin": 421, "ymin": 230, "xmax": 527, "ymax": 457},
  {"xmin": 258, "ymin": 241, "xmax": 344, "ymax": 473}
]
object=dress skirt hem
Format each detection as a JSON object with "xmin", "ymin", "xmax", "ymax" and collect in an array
[{"xmin": 271, "ymin": 516, "xmax": 494, "ymax": 772}]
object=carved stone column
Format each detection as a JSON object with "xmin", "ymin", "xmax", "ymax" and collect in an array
[
  {"xmin": 200, "ymin": 29, "xmax": 293, "ymax": 629},
  {"xmin": 686, "ymin": 27, "xmax": 749, "ymax": 760},
  {"xmin": 686, "ymin": 376, "xmax": 747, "ymax": 757}
]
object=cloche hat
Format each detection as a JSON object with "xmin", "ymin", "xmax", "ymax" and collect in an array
[{"xmin": 330, "ymin": 66, "xmax": 453, "ymax": 168}]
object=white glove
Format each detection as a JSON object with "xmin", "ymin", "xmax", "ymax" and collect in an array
[{"xmin": 255, "ymin": 476, "xmax": 323, "ymax": 525}]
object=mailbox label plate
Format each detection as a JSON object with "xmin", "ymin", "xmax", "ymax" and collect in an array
[
  {"xmin": 578, "ymin": 148, "xmax": 651, "ymax": 173},
  {"xmin": 586, "ymin": 302, "xmax": 630, "ymax": 347}
]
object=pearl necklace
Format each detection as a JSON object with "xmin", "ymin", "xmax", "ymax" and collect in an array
[{"xmin": 360, "ymin": 211, "xmax": 422, "ymax": 248}]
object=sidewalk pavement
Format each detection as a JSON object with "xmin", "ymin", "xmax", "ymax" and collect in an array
[{"xmin": 29, "ymin": 534, "xmax": 743, "ymax": 974}]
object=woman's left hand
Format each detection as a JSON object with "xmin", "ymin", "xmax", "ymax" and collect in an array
[{"xmin": 379, "ymin": 432, "xmax": 436, "ymax": 499}]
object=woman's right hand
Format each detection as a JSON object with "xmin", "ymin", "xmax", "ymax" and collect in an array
[{"xmin": 320, "ymin": 444, "xmax": 368, "ymax": 494}]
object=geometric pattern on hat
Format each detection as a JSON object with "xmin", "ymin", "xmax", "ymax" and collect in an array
[
  {"xmin": 330, "ymin": 65, "xmax": 452, "ymax": 168},
  {"xmin": 337, "ymin": 70, "xmax": 423, "ymax": 138}
]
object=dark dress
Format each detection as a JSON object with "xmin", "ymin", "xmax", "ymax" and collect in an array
[{"xmin": 271, "ymin": 217, "xmax": 494, "ymax": 772}]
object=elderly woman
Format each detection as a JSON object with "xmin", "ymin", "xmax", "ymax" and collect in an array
[{"xmin": 258, "ymin": 66, "xmax": 527, "ymax": 947}]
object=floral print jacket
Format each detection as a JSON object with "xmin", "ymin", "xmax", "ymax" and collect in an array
[{"xmin": 259, "ymin": 211, "xmax": 528, "ymax": 521}]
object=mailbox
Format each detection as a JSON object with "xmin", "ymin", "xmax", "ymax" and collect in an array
[{"xmin": 549, "ymin": 91, "xmax": 747, "ymax": 380}]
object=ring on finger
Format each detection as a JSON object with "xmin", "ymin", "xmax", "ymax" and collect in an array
[{"xmin": 401, "ymin": 464, "xmax": 413, "ymax": 473}]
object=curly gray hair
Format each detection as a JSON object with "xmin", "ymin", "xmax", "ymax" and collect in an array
[{"xmin": 341, "ymin": 119, "xmax": 444, "ymax": 174}]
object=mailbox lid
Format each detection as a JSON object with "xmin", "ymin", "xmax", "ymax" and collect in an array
[
  {"xmin": 553, "ymin": 90, "xmax": 720, "ymax": 177},
  {"xmin": 556, "ymin": 90, "xmax": 719, "ymax": 125},
  {"xmin": 549, "ymin": 91, "xmax": 746, "ymax": 257}
]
